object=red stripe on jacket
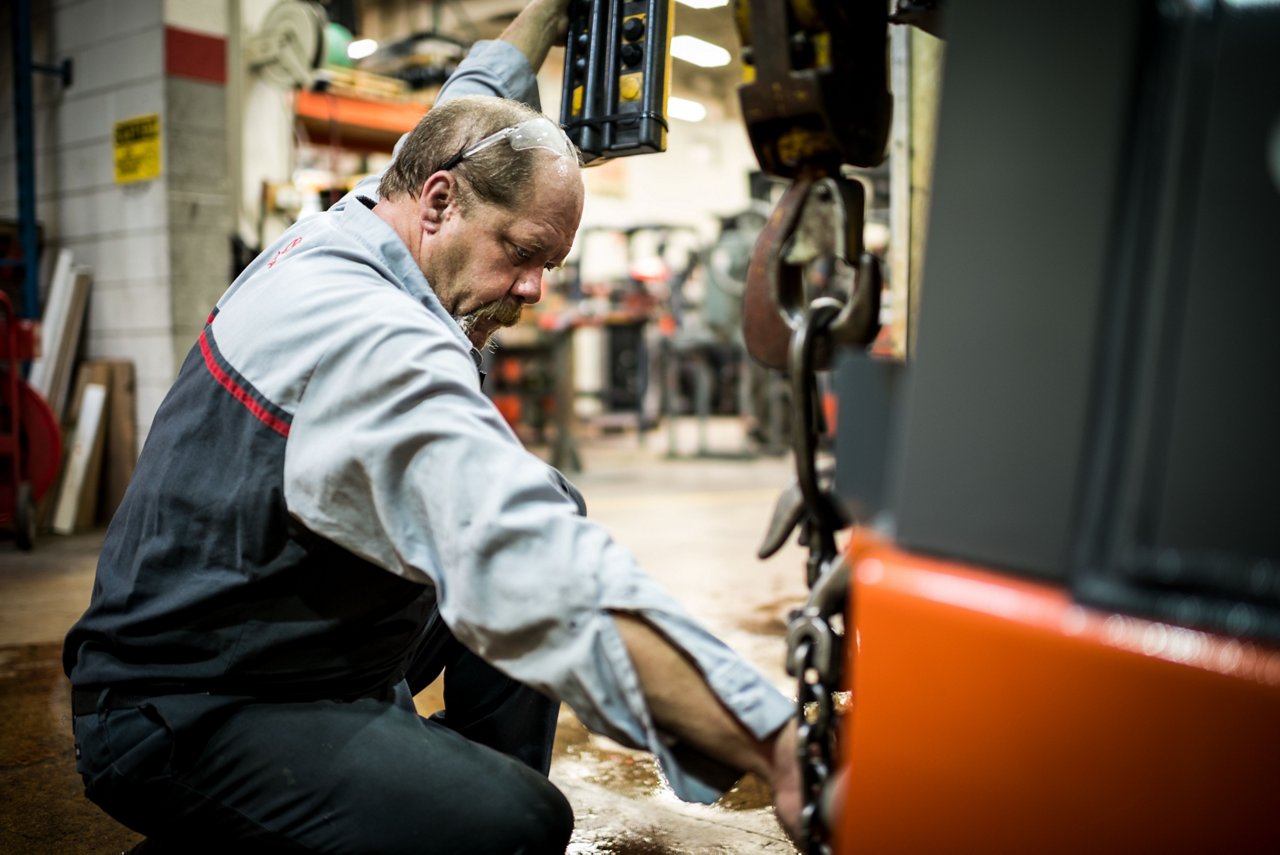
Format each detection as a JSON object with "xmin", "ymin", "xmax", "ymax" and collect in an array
[{"xmin": 199, "ymin": 330, "xmax": 291, "ymax": 438}]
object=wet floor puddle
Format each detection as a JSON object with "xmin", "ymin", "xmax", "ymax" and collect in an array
[{"xmin": 552, "ymin": 712, "xmax": 771, "ymax": 810}]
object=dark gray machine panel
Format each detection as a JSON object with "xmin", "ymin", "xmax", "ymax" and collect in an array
[
  {"xmin": 890, "ymin": 1, "xmax": 1144, "ymax": 580},
  {"xmin": 1141, "ymin": 6, "xmax": 1280, "ymax": 559},
  {"xmin": 835, "ymin": 0, "xmax": 1280, "ymax": 637},
  {"xmin": 1070, "ymin": 1, "xmax": 1280, "ymax": 640},
  {"xmin": 834, "ymin": 354, "xmax": 904, "ymax": 524}
]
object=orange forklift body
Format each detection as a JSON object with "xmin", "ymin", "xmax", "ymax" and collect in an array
[{"xmin": 836, "ymin": 531, "xmax": 1280, "ymax": 853}]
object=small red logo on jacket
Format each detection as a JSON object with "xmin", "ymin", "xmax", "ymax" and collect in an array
[{"xmin": 267, "ymin": 236, "xmax": 304, "ymax": 269}]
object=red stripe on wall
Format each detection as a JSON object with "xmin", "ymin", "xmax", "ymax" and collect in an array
[
  {"xmin": 199, "ymin": 330, "xmax": 291, "ymax": 438},
  {"xmin": 166, "ymin": 27, "xmax": 227, "ymax": 84}
]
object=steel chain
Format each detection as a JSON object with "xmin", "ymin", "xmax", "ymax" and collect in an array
[{"xmin": 785, "ymin": 301, "xmax": 847, "ymax": 854}]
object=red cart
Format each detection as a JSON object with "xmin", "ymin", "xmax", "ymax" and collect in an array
[{"xmin": 0, "ymin": 291, "xmax": 61, "ymax": 550}]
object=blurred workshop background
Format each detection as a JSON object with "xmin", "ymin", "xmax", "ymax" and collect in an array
[{"xmin": 0, "ymin": 0, "xmax": 914, "ymax": 486}]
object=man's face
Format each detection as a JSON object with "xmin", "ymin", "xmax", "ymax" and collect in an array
[{"xmin": 427, "ymin": 160, "xmax": 583, "ymax": 349}]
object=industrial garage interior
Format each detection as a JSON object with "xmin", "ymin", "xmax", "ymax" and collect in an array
[
  {"xmin": 2, "ymin": 0, "xmax": 853, "ymax": 850},
  {"xmin": 4, "ymin": 0, "xmax": 1279, "ymax": 853}
]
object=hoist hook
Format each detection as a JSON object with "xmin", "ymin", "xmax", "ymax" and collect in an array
[{"xmin": 742, "ymin": 173, "xmax": 883, "ymax": 370}]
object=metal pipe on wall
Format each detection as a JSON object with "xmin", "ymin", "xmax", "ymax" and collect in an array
[
  {"xmin": 9, "ymin": 0, "xmax": 41, "ymax": 321},
  {"xmin": 7, "ymin": 0, "xmax": 71, "ymax": 322}
]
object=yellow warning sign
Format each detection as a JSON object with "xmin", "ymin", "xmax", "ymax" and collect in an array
[{"xmin": 113, "ymin": 114, "xmax": 161, "ymax": 184}]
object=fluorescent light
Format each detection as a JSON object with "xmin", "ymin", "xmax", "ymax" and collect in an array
[
  {"xmin": 668, "ymin": 96, "xmax": 707, "ymax": 122},
  {"xmin": 347, "ymin": 38, "xmax": 378, "ymax": 60},
  {"xmin": 670, "ymin": 35, "xmax": 731, "ymax": 68},
  {"xmin": 676, "ymin": 0, "xmax": 730, "ymax": 8}
]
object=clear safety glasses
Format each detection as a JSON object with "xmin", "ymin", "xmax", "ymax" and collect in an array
[{"xmin": 442, "ymin": 116, "xmax": 577, "ymax": 171}]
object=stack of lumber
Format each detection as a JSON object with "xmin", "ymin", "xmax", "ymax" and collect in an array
[
  {"xmin": 28, "ymin": 249, "xmax": 91, "ymax": 422},
  {"xmin": 51, "ymin": 360, "xmax": 137, "ymax": 534},
  {"xmin": 320, "ymin": 66, "xmax": 408, "ymax": 101},
  {"xmin": 25, "ymin": 248, "xmax": 139, "ymax": 534}
]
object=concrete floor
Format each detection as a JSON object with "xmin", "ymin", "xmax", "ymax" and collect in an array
[{"xmin": 0, "ymin": 417, "xmax": 809, "ymax": 853}]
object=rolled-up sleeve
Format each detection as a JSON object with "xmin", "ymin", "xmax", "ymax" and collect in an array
[
  {"xmin": 283, "ymin": 298, "xmax": 794, "ymax": 804},
  {"xmin": 435, "ymin": 39, "xmax": 542, "ymax": 109}
]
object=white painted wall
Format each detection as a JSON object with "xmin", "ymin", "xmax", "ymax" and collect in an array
[
  {"xmin": 163, "ymin": 0, "xmax": 228, "ymax": 35},
  {"xmin": 0, "ymin": 0, "xmax": 173, "ymax": 439}
]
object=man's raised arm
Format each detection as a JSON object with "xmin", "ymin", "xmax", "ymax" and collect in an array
[{"xmin": 495, "ymin": 0, "xmax": 570, "ymax": 72}]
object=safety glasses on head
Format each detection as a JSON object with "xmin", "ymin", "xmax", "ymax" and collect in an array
[{"xmin": 442, "ymin": 116, "xmax": 577, "ymax": 171}]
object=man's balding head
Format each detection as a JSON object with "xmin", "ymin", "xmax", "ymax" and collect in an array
[{"xmin": 379, "ymin": 96, "xmax": 580, "ymax": 213}]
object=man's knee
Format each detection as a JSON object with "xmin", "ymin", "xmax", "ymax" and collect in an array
[{"xmin": 485, "ymin": 767, "xmax": 574, "ymax": 854}]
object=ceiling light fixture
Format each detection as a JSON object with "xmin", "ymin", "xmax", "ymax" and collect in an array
[
  {"xmin": 347, "ymin": 38, "xmax": 378, "ymax": 60},
  {"xmin": 670, "ymin": 35, "xmax": 732, "ymax": 68},
  {"xmin": 676, "ymin": 0, "xmax": 730, "ymax": 9},
  {"xmin": 668, "ymin": 96, "xmax": 708, "ymax": 122}
]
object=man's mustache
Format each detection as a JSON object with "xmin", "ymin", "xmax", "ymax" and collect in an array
[{"xmin": 469, "ymin": 299, "xmax": 523, "ymax": 327}]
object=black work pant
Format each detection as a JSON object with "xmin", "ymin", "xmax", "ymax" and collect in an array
[{"xmin": 71, "ymin": 614, "xmax": 571, "ymax": 853}]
